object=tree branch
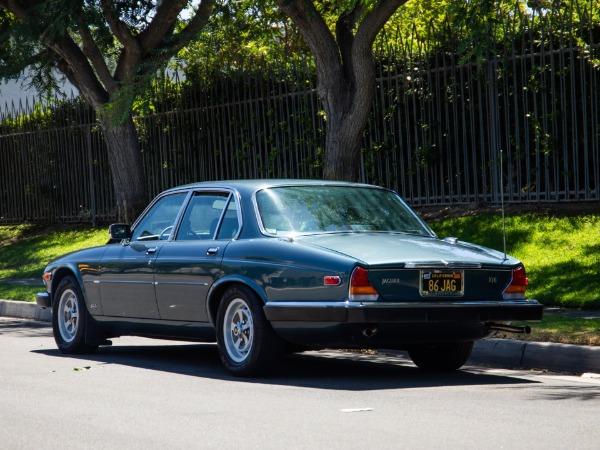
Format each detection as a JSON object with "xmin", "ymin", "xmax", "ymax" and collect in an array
[
  {"xmin": 137, "ymin": 0, "xmax": 188, "ymax": 56},
  {"xmin": 160, "ymin": 0, "xmax": 215, "ymax": 55},
  {"xmin": 273, "ymin": 0, "xmax": 341, "ymax": 81},
  {"xmin": 55, "ymin": 55, "xmax": 79, "ymax": 91},
  {"xmin": 101, "ymin": 0, "xmax": 141, "ymax": 81},
  {"xmin": 100, "ymin": 0, "xmax": 139, "ymax": 51},
  {"xmin": 342, "ymin": 0, "xmax": 406, "ymax": 119},
  {"xmin": 335, "ymin": 2, "xmax": 366, "ymax": 85},
  {"xmin": 354, "ymin": 0, "xmax": 408, "ymax": 54},
  {"xmin": 46, "ymin": 35, "xmax": 109, "ymax": 107},
  {"xmin": 0, "ymin": 0, "xmax": 109, "ymax": 108},
  {"xmin": 136, "ymin": 0, "xmax": 215, "ymax": 75},
  {"xmin": 77, "ymin": 16, "xmax": 117, "ymax": 94}
]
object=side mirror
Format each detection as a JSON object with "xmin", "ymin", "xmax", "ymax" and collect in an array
[{"xmin": 109, "ymin": 223, "xmax": 131, "ymax": 243}]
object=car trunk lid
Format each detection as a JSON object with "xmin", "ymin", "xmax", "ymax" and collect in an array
[{"xmin": 296, "ymin": 233, "xmax": 516, "ymax": 301}]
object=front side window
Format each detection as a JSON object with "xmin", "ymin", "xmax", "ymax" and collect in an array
[
  {"xmin": 255, "ymin": 185, "xmax": 432, "ymax": 237},
  {"xmin": 131, "ymin": 193, "xmax": 187, "ymax": 241}
]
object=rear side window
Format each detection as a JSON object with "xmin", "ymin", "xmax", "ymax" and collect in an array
[
  {"xmin": 216, "ymin": 196, "xmax": 239, "ymax": 240},
  {"xmin": 176, "ymin": 192, "xmax": 239, "ymax": 240}
]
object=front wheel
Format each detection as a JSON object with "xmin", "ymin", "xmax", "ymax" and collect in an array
[
  {"xmin": 52, "ymin": 276, "xmax": 97, "ymax": 354},
  {"xmin": 216, "ymin": 285, "xmax": 283, "ymax": 377},
  {"xmin": 408, "ymin": 341, "xmax": 474, "ymax": 372}
]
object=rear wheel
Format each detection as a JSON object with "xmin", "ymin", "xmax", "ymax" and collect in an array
[
  {"xmin": 52, "ymin": 276, "xmax": 98, "ymax": 354},
  {"xmin": 408, "ymin": 341, "xmax": 474, "ymax": 371},
  {"xmin": 216, "ymin": 285, "xmax": 283, "ymax": 377}
]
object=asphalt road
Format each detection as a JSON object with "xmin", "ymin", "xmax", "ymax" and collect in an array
[{"xmin": 2, "ymin": 318, "xmax": 599, "ymax": 450}]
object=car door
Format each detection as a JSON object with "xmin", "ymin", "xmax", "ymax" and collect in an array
[
  {"xmin": 99, "ymin": 192, "xmax": 188, "ymax": 318},
  {"xmin": 154, "ymin": 191, "xmax": 240, "ymax": 322}
]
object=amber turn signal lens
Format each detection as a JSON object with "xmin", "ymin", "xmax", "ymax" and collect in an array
[{"xmin": 503, "ymin": 266, "xmax": 528, "ymax": 298}]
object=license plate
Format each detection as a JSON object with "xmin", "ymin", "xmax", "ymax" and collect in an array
[{"xmin": 420, "ymin": 270, "xmax": 464, "ymax": 297}]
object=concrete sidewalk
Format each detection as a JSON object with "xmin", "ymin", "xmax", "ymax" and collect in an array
[{"xmin": 1, "ymin": 298, "xmax": 599, "ymax": 374}]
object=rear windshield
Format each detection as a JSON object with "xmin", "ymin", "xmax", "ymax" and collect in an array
[{"xmin": 255, "ymin": 185, "xmax": 433, "ymax": 237}]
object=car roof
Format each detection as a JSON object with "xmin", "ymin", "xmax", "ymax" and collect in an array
[{"xmin": 163, "ymin": 179, "xmax": 385, "ymax": 196}]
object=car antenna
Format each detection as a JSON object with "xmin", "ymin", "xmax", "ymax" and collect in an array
[{"xmin": 500, "ymin": 149, "xmax": 508, "ymax": 261}]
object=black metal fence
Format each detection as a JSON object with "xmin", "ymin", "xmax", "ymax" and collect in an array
[{"xmin": 1, "ymin": 1, "xmax": 599, "ymax": 224}]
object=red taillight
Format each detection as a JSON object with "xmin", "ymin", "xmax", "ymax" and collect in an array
[
  {"xmin": 349, "ymin": 267, "xmax": 379, "ymax": 301},
  {"xmin": 324, "ymin": 276, "xmax": 342, "ymax": 286},
  {"xmin": 503, "ymin": 266, "xmax": 528, "ymax": 299}
]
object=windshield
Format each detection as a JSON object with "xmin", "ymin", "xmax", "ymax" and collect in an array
[{"xmin": 255, "ymin": 185, "xmax": 433, "ymax": 237}]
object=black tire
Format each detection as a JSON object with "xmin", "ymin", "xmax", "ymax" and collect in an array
[
  {"xmin": 408, "ymin": 341, "xmax": 474, "ymax": 372},
  {"xmin": 52, "ymin": 276, "xmax": 98, "ymax": 354},
  {"xmin": 216, "ymin": 285, "xmax": 283, "ymax": 377}
]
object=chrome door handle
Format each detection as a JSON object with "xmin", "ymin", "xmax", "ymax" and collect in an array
[
  {"xmin": 146, "ymin": 247, "xmax": 158, "ymax": 255},
  {"xmin": 207, "ymin": 247, "xmax": 219, "ymax": 256}
]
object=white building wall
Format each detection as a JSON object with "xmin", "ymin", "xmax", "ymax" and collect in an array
[{"xmin": 0, "ymin": 72, "xmax": 78, "ymax": 110}]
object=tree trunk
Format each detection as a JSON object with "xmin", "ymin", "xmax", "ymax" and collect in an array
[
  {"xmin": 320, "ymin": 69, "xmax": 376, "ymax": 182},
  {"xmin": 322, "ymin": 109, "xmax": 365, "ymax": 181},
  {"xmin": 99, "ymin": 115, "xmax": 148, "ymax": 223},
  {"xmin": 273, "ymin": 0, "xmax": 405, "ymax": 183}
]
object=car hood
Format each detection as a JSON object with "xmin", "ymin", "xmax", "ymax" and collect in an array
[{"xmin": 294, "ymin": 232, "xmax": 518, "ymax": 267}]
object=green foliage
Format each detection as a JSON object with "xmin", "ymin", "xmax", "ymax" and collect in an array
[
  {"xmin": 377, "ymin": 0, "xmax": 600, "ymax": 68},
  {"xmin": 0, "ymin": 1, "xmax": 80, "ymax": 96},
  {"xmin": 1, "ymin": 1, "xmax": 212, "ymax": 123},
  {"xmin": 179, "ymin": 0, "xmax": 401, "ymax": 78},
  {"xmin": 179, "ymin": 0, "xmax": 310, "ymax": 81},
  {"xmin": 167, "ymin": 0, "xmax": 597, "ymax": 86},
  {"xmin": 0, "ymin": 97, "xmax": 90, "ymax": 131},
  {"xmin": 430, "ymin": 213, "xmax": 600, "ymax": 309}
]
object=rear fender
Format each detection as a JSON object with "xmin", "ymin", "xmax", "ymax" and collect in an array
[{"xmin": 206, "ymin": 275, "xmax": 268, "ymax": 325}]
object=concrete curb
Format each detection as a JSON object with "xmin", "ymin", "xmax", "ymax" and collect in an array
[
  {"xmin": 1, "ymin": 299, "xmax": 599, "ymax": 374},
  {"xmin": 471, "ymin": 338, "xmax": 600, "ymax": 374},
  {"xmin": 0, "ymin": 299, "xmax": 51, "ymax": 322}
]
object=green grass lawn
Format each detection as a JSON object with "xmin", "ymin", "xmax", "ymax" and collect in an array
[
  {"xmin": 494, "ymin": 315, "xmax": 600, "ymax": 346},
  {"xmin": 429, "ymin": 214, "xmax": 600, "ymax": 310},
  {"xmin": 427, "ymin": 212, "xmax": 600, "ymax": 346},
  {"xmin": 0, "ymin": 224, "xmax": 108, "ymax": 279},
  {"xmin": 0, "ymin": 224, "xmax": 107, "ymax": 301}
]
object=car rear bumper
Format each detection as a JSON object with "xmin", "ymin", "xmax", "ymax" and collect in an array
[
  {"xmin": 263, "ymin": 299, "xmax": 544, "ymax": 323},
  {"xmin": 264, "ymin": 300, "xmax": 543, "ymax": 347}
]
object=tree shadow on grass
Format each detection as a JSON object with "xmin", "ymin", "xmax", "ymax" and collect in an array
[
  {"xmin": 528, "ymin": 260, "xmax": 600, "ymax": 309},
  {"xmin": 430, "ymin": 215, "xmax": 533, "ymax": 254}
]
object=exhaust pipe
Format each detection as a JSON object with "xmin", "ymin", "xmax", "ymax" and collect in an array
[
  {"xmin": 362, "ymin": 326, "xmax": 378, "ymax": 338},
  {"xmin": 486, "ymin": 323, "xmax": 531, "ymax": 334}
]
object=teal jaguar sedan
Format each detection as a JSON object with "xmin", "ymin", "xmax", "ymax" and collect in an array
[{"xmin": 36, "ymin": 180, "xmax": 543, "ymax": 376}]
